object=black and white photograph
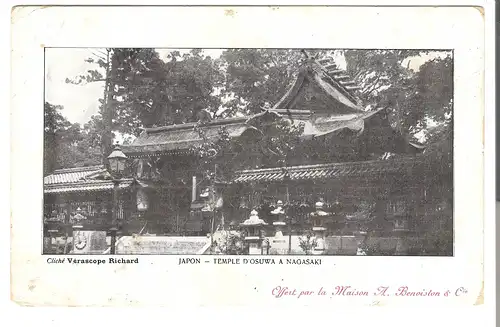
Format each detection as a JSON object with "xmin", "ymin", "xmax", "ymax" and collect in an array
[{"xmin": 43, "ymin": 48, "xmax": 453, "ymax": 256}]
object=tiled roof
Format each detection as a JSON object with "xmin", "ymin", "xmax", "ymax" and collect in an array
[
  {"xmin": 232, "ymin": 158, "xmax": 423, "ymax": 183},
  {"xmin": 122, "ymin": 56, "xmax": 371, "ymax": 157},
  {"xmin": 44, "ymin": 166, "xmax": 105, "ymax": 185},
  {"xmin": 123, "ymin": 118, "xmax": 257, "ymax": 156},
  {"xmin": 123, "ymin": 111, "xmax": 281, "ymax": 156},
  {"xmin": 44, "ymin": 166, "xmax": 137, "ymax": 194},
  {"xmin": 44, "ymin": 179, "xmax": 136, "ymax": 194},
  {"xmin": 123, "ymin": 108, "xmax": 395, "ymax": 156}
]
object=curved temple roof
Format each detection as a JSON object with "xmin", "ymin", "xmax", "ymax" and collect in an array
[
  {"xmin": 123, "ymin": 106, "xmax": 423, "ymax": 156},
  {"xmin": 272, "ymin": 60, "xmax": 364, "ymax": 114},
  {"xmin": 123, "ymin": 117, "xmax": 258, "ymax": 156},
  {"xmin": 122, "ymin": 53, "xmax": 423, "ymax": 157}
]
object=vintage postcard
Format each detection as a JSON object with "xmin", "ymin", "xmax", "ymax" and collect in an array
[{"xmin": 10, "ymin": 4, "xmax": 490, "ymax": 307}]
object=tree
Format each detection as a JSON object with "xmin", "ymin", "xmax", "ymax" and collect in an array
[
  {"xmin": 44, "ymin": 102, "xmax": 101, "ymax": 174},
  {"xmin": 153, "ymin": 49, "xmax": 225, "ymax": 124},
  {"xmin": 113, "ymin": 49, "xmax": 224, "ymax": 130},
  {"xmin": 68, "ymin": 48, "xmax": 225, "ymax": 158},
  {"xmin": 298, "ymin": 230, "xmax": 318, "ymax": 255},
  {"xmin": 213, "ymin": 230, "xmax": 247, "ymax": 254},
  {"xmin": 343, "ymin": 50, "xmax": 424, "ymax": 100},
  {"xmin": 342, "ymin": 50, "xmax": 452, "ymax": 141},
  {"xmin": 44, "ymin": 102, "xmax": 78, "ymax": 174},
  {"xmin": 218, "ymin": 49, "xmax": 305, "ymax": 115},
  {"xmin": 410, "ymin": 56, "xmax": 453, "ymax": 140},
  {"xmin": 190, "ymin": 114, "xmax": 305, "ymax": 187}
]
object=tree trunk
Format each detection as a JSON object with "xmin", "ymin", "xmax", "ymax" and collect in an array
[{"xmin": 101, "ymin": 49, "xmax": 115, "ymax": 169}]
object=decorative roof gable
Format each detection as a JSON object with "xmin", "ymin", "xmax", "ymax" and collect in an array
[{"xmin": 272, "ymin": 55, "xmax": 364, "ymax": 114}]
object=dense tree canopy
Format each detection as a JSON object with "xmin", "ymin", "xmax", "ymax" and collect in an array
[
  {"xmin": 342, "ymin": 50, "xmax": 452, "ymax": 139},
  {"xmin": 217, "ymin": 49, "xmax": 304, "ymax": 115},
  {"xmin": 44, "ymin": 102, "xmax": 101, "ymax": 174}
]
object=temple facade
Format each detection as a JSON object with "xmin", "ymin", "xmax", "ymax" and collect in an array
[{"xmin": 43, "ymin": 55, "xmax": 452, "ymax": 255}]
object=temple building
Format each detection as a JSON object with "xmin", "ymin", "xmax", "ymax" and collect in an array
[{"xmin": 43, "ymin": 54, "xmax": 452, "ymax": 255}]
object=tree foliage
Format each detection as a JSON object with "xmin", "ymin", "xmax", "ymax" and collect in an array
[
  {"xmin": 298, "ymin": 230, "xmax": 318, "ymax": 255},
  {"xmin": 213, "ymin": 230, "xmax": 247, "ymax": 255},
  {"xmin": 217, "ymin": 49, "xmax": 344, "ymax": 116},
  {"xmin": 218, "ymin": 49, "xmax": 303, "ymax": 115},
  {"xmin": 67, "ymin": 48, "xmax": 224, "ymax": 134},
  {"xmin": 44, "ymin": 102, "xmax": 101, "ymax": 174},
  {"xmin": 190, "ymin": 115, "xmax": 305, "ymax": 185}
]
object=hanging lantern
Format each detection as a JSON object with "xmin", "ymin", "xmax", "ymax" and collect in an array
[{"xmin": 136, "ymin": 188, "xmax": 149, "ymax": 212}]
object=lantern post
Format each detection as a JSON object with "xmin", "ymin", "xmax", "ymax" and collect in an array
[{"xmin": 107, "ymin": 144, "xmax": 128, "ymax": 255}]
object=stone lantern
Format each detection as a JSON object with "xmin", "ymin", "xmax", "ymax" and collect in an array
[
  {"xmin": 270, "ymin": 200, "xmax": 287, "ymax": 253},
  {"xmin": 271, "ymin": 200, "xmax": 286, "ymax": 235},
  {"xmin": 241, "ymin": 209, "xmax": 267, "ymax": 255},
  {"xmin": 309, "ymin": 200, "xmax": 331, "ymax": 255}
]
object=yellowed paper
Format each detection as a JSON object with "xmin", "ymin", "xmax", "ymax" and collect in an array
[{"xmin": 11, "ymin": 5, "xmax": 486, "ymax": 307}]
